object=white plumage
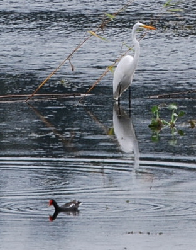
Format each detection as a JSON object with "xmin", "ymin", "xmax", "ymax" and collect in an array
[{"xmin": 113, "ymin": 22, "xmax": 156, "ymax": 101}]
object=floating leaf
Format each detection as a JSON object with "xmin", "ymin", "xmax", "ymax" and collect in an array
[
  {"xmin": 105, "ymin": 13, "xmax": 116, "ymax": 20},
  {"xmin": 167, "ymin": 8, "xmax": 183, "ymax": 12},
  {"xmin": 107, "ymin": 65, "xmax": 115, "ymax": 73},
  {"xmin": 168, "ymin": 104, "xmax": 178, "ymax": 110},
  {"xmin": 178, "ymin": 110, "xmax": 185, "ymax": 117},
  {"xmin": 173, "ymin": 112, "xmax": 178, "ymax": 117},
  {"xmin": 88, "ymin": 31, "xmax": 107, "ymax": 41},
  {"xmin": 178, "ymin": 130, "xmax": 184, "ymax": 136}
]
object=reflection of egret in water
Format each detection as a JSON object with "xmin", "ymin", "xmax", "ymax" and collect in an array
[{"xmin": 113, "ymin": 104, "xmax": 139, "ymax": 169}]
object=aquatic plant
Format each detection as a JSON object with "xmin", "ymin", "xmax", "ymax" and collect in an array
[{"xmin": 148, "ymin": 104, "xmax": 185, "ymax": 142}]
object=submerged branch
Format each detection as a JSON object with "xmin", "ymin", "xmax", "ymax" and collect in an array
[
  {"xmin": 0, "ymin": 93, "xmax": 89, "ymax": 103},
  {"xmin": 150, "ymin": 89, "xmax": 196, "ymax": 99}
]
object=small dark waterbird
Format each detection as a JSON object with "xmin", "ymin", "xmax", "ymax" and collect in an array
[
  {"xmin": 49, "ymin": 199, "xmax": 82, "ymax": 221},
  {"xmin": 113, "ymin": 22, "xmax": 156, "ymax": 101}
]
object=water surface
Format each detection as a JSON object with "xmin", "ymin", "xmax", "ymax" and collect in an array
[{"xmin": 0, "ymin": 0, "xmax": 196, "ymax": 249}]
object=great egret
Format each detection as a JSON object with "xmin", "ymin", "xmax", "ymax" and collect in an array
[{"xmin": 113, "ymin": 22, "xmax": 156, "ymax": 101}]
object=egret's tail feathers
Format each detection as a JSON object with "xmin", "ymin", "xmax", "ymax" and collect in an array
[{"xmin": 113, "ymin": 83, "xmax": 122, "ymax": 101}]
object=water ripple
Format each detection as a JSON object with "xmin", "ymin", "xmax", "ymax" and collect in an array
[{"xmin": 0, "ymin": 156, "xmax": 196, "ymax": 220}]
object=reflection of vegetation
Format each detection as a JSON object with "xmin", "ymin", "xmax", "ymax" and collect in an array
[{"xmin": 149, "ymin": 104, "xmax": 185, "ymax": 143}]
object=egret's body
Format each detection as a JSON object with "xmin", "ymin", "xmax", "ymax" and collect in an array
[{"xmin": 113, "ymin": 22, "xmax": 156, "ymax": 101}]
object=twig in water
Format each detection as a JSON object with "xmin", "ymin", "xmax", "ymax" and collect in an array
[{"xmin": 150, "ymin": 89, "xmax": 196, "ymax": 99}]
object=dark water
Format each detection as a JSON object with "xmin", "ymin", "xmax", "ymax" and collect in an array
[{"xmin": 1, "ymin": 0, "xmax": 196, "ymax": 249}]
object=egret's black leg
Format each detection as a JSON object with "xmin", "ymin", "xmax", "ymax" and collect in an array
[
  {"xmin": 117, "ymin": 84, "xmax": 121, "ymax": 106},
  {"xmin": 117, "ymin": 97, "xmax": 120, "ymax": 106}
]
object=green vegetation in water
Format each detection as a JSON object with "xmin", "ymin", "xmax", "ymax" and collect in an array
[
  {"xmin": 148, "ymin": 104, "xmax": 185, "ymax": 143},
  {"xmin": 164, "ymin": 0, "xmax": 183, "ymax": 12}
]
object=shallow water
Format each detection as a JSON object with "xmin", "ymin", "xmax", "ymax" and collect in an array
[{"xmin": 0, "ymin": 0, "xmax": 196, "ymax": 249}]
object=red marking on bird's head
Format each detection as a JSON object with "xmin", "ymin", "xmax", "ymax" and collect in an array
[{"xmin": 49, "ymin": 200, "xmax": 53, "ymax": 206}]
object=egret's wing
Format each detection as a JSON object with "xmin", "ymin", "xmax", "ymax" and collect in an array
[{"xmin": 113, "ymin": 55, "xmax": 134, "ymax": 99}]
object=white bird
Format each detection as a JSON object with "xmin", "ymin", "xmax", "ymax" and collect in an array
[{"xmin": 113, "ymin": 22, "xmax": 156, "ymax": 101}]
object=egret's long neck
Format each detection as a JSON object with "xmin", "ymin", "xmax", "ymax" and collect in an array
[{"xmin": 132, "ymin": 27, "xmax": 140, "ymax": 69}]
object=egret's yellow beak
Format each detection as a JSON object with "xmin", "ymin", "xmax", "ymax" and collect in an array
[{"xmin": 142, "ymin": 25, "xmax": 156, "ymax": 30}]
